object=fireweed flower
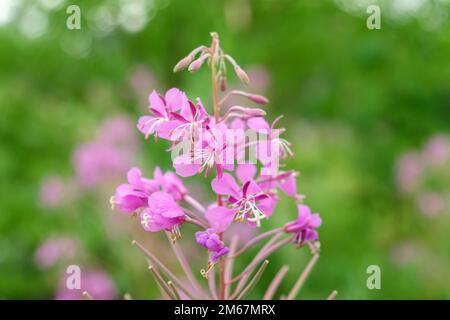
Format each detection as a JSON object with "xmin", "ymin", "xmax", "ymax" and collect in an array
[
  {"xmin": 140, "ymin": 192, "xmax": 186, "ymax": 240},
  {"xmin": 195, "ymin": 229, "xmax": 230, "ymax": 275},
  {"xmin": 153, "ymin": 167, "xmax": 188, "ymax": 201},
  {"xmin": 168, "ymin": 98, "xmax": 210, "ymax": 141},
  {"xmin": 173, "ymin": 123, "xmax": 232, "ymax": 178},
  {"xmin": 111, "ymin": 167, "xmax": 159, "ymax": 213},
  {"xmin": 110, "ymin": 33, "xmax": 330, "ymax": 301},
  {"xmin": 284, "ymin": 204, "xmax": 322, "ymax": 246},
  {"xmin": 137, "ymin": 88, "xmax": 188, "ymax": 140},
  {"xmin": 211, "ymin": 173, "xmax": 275, "ymax": 227}
]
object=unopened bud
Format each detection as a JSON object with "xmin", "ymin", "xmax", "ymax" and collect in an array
[
  {"xmin": 248, "ymin": 94, "xmax": 269, "ymax": 105},
  {"xmin": 173, "ymin": 55, "xmax": 193, "ymax": 73},
  {"xmin": 188, "ymin": 54, "xmax": 209, "ymax": 72},
  {"xmin": 234, "ymin": 66, "xmax": 250, "ymax": 84},
  {"xmin": 244, "ymin": 108, "xmax": 266, "ymax": 117},
  {"xmin": 220, "ymin": 77, "xmax": 227, "ymax": 91}
]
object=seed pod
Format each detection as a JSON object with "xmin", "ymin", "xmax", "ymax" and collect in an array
[{"xmin": 234, "ymin": 66, "xmax": 250, "ymax": 84}]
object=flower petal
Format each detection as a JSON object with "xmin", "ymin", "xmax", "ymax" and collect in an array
[
  {"xmin": 165, "ymin": 88, "xmax": 186, "ymax": 112},
  {"xmin": 236, "ymin": 163, "xmax": 257, "ymax": 183},
  {"xmin": 205, "ymin": 206, "xmax": 236, "ymax": 233},
  {"xmin": 211, "ymin": 173, "xmax": 239, "ymax": 196},
  {"xmin": 148, "ymin": 90, "xmax": 166, "ymax": 115}
]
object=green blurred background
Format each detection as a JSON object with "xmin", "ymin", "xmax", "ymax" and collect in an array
[{"xmin": 1, "ymin": 0, "xmax": 449, "ymax": 299}]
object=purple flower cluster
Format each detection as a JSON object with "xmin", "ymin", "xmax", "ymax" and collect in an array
[{"xmin": 111, "ymin": 33, "xmax": 324, "ymax": 300}]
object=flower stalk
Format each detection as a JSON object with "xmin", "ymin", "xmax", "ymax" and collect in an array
[{"xmin": 112, "ymin": 32, "xmax": 327, "ymax": 300}]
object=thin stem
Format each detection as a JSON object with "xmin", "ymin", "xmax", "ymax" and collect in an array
[
  {"xmin": 184, "ymin": 213, "xmax": 208, "ymax": 229},
  {"xmin": 287, "ymin": 253, "xmax": 320, "ymax": 300},
  {"xmin": 168, "ymin": 281, "xmax": 181, "ymax": 300},
  {"xmin": 326, "ymin": 290, "xmax": 338, "ymax": 300},
  {"xmin": 263, "ymin": 265, "xmax": 289, "ymax": 300},
  {"xmin": 207, "ymin": 260, "xmax": 218, "ymax": 300},
  {"xmin": 147, "ymin": 262, "xmax": 171, "ymax": 300},
  {"xmin": 219, "ymin": 257, "xmax": 225, "ymax": 299},
  {"xmin": 132, "ymin": 240, "xmax": 203, "ymax": 300},
  {"xmin": 218, "ymin": 232, "xmax": 225, "ymax": 299},
  {"xmin": 218, "ymin": 90, "xmax": 249, "ymax": 106},
  {"xmin": 229, "ymin": 234, "xmax": 284, "ymax": 285},
  {"xmin": 235, "ymin": 260, "xmax": 269, "ymax": 300},
  {"xmin": 185, "ymin": 195, "xmax": 206, "ymax": 214},
  {"xmin": 165, "ymin": 232, "xmax": 207, "ymax": 299},
  {"xmin": 210, "ymin": 32, "xmax": 220, "ymax": 121},
  {"xmin": 149, "ymin": 265, "xmax": 176, "ymax": 300},
  {"xmin": 224, "ymin": 235, "xmax": 239, "ymax": 299},
  {"xmin": 229, "ymin": 227, "xmax": 283, "ymax": 258},
  {"xmin": 229, "ymin": 235, "xmax": 291, "ymax": 299},
  {"xmin": 218, "ymin": 90, "xmax": 234, "ymax": 106}
]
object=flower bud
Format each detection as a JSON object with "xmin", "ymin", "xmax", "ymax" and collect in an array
[
  {"xmin": 220, "ymin": 77, "xmax": 227, "ymax": 92},
  {"xmin": 234, "ymin": 66, "xmax": 250, "ymax": 84},
  {"xmin": 188, "ymin": 54, "xmax": 209, "ymax": 73},
  {"xmin": 248, "ymin": 94, "xmax": 269, "ymax": 105},
  {"xmin": 173, "ymin": 55, "xmax": 193, "ymax": 73},
  {"xmin": 244, "ymin": 108, "xmax": 266, "ymax": 117}
]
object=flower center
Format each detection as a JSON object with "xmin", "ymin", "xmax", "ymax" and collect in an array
[{"xmin": 233, "ymin": 195, "xmax": 266, "ymax": 227}]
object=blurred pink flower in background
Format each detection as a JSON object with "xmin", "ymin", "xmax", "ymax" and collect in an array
[
  {"xmin": 128, "ymin": 64, "xmax": 159, "ymax": 109},
  {"xmin": 394, "ymin": 133, "xmax": 449, "ymax": 219},
  {"xmin": 417, "ymin": 192, "xmax": 445, "ymax": 218},
  {"xmin": 72, "ymin": 115, "xmax": 138, "ymax": 188},
  {"xmin": 34, "ymin": 236, "xmax": 77, "ymax": 269},
  {"xmin": 247, "ymin": 65, "xmax": 271, "ymax": 93},
  {"xmin": 55, "ymin": 269, "xmax": 116, "ymax": 300},
  {"xmin": 395, "ymin": 152, "xmax": 423, "ymax": 194},
  {"xmin": 38, "ymin": 176, "xmax": 66, "ymax": 208},
  {"xmin": 422, "ymin": 134, "xmax": 449, "ymax": 168},
  {"xmin": 390, "ymin": 241, "xmax": 418, "ymax": 266},
  {"xmin": 97, "ymin": 115, "xmax": 138, "ymax": 149}
]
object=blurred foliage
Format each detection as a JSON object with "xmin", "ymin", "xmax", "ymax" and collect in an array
[{"xmin": 0, "ymin": 0, "xmax": 449, "ymax": 299}]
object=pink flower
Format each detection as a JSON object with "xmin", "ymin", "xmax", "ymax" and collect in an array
[
  {"xmin": 39, "ymin": 176, "xmax": 65, "ymax": 208},
  {"xmin": 173, "ymin": 126, "xmax": 231, "ymax": 178},
  {"xmin": 72, "ymin": 115, "xmax": 137, "ymax": 188},
  {"xmin": 395, "ymin": 152, "xmax": 423, "ymax": 193},
  {"xmin": 55, "ymin": 269, "xmax": 116, "ymax": 300},
  {"xmin": 34, "ymin": 236, "xmax": 77, "ymax": 269},
  {"xmin": 72, "ymin": 142, "xmax": 130, "ymax": 187},
  {"xmin": 153, "ymin": 167, "xmax": 187, "ymax": 201},
  {"xmin": 284, "ymin": 204, "xmax": 322, "ymax": 245},
  {"xmin": 140, "ymin": 192, "xmax": 185, "ymax": 232},
  {"xmin": 423, "ymin": 134, "xmax": 449, "ymax": 167},
  {"xmin": 211, "ymin": 173, "xmax": 275, "ymax": 227},
  {"xmin": 112, "ymin": 167, "xmax": 159, "ymax": 213},
  {"xmin": 168, "ymin": 98, "xmax": 210, "ymax": 141},
  {"xmin": 417, "ymin": 192, "xmax": 445, "ymax": 218},
  {"xmin": 137, "ymin": 88, "xmax": 188, "ymax": 140},
  {"xmin": 195, "ymin": 229, "xmax": 230, "ymax": 263},
  {"xmin": 205, "ymin": 205, "xmax": 236, "ymax": 232},
  {"xmin": 97, "ymin": 115, "xmax": 138, "ymax": 149}
]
